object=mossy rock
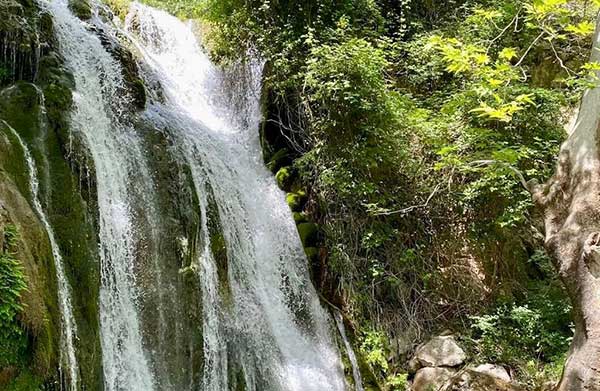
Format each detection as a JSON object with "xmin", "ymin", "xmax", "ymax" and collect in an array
[
  {"xmin": 292, "ymin": 212, "xmax": 307, "ymax": 224},
  {"xmin": 69, "ymin": 0, "xmax": 92, "ymax": 20},
  {"xmin": 297, "ymin": 222, "xmax": 319, "ymax": 247},
  {"xmin": 304, "ymin": 246, "xmax": 319, "ymax": 263},
  {"xmin": 286, "ymin": 190, "xmax": 306, "ymax": 212},
  {"xmin": 275, "ymin": 166, "xmax": 294, "ymax": 190},
  {"xmin": 104, "ymin": 0, "xmax": 132, "ymax": 20},
  {"xmin": 1, "ymin": 82, "xmax": 103, "ymax": 390}
]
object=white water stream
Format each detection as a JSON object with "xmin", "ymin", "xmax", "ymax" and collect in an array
[
  {"xmin": 334, "ymin": 310, "xmax": 365, "ymax": 391},
  {"xmin": 126, "ymin": 4, "xmax": 346, "ymax": 390},
  {"xmin": 44, "ymin": 1, "xmax": 156, "ymax": 389}
]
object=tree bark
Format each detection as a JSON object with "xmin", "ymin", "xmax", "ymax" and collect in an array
[{"xmin": 535, "ymin": 16, "xmax": 600, "ymax": 391}]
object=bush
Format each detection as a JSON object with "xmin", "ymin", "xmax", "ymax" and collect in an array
[{"xmin": 468, "ymin": 252, "xmax": 572, "ymax": 386}]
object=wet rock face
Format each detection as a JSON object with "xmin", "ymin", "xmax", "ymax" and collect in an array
[
  {"xmin": 92, "ymin": 24, "xmax": 147, "ymax": 111},
  {"xmin": 0, "ymin": 0, "xmax": 40, "ymax": 86},
  {"xmin": 0, "ymin": 0, "xmax": 104, "ymax": 387},
  {"xmin": 0, "ymin": 122, "xmax": 60, "ymax": 390}
]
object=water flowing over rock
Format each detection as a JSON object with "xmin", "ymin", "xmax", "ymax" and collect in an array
[
  {"xmin": 3, "ymin": 118, "xmax": 80, "ymax": 390},
  {"xmin": 334, "ymin": 310, "xmax": 365, "ymax": 391},
  {"xmin": 18, "ymin": 0, "xmax": 348, "ymax": 389},
  {"xmin": 122, "ymin": 3, "xmax": 347, "ymax": 390}
]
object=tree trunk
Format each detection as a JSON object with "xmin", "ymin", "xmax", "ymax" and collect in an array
[{"xmin": 534, "ymin": 16, "xmax": 600, "ymax": 391}]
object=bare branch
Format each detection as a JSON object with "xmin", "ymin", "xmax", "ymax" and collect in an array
[
  {"xmin": 470, "ymin": 159, "xmax": 531, "ymax": 192},
  {"xmin": 373, "ymin": 183, "xmax": 442, "ymax": 216}
]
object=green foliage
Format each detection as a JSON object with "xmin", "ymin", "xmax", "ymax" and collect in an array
[
  {"xmin": 198, "ymin": 0, "xmax": 587, "ymax": 384},
  {"xmin": 4, "ymin": 368, "xmax": 43, "ymax": 391},
  {"xmin": 468, "ymin": 251, "xmax": 572, "ymax": 386},
  {"xmin": 386, "ymin": 373, "xmax": 409, "ymax": 391},
  {"xmin": 0, "ymin": 224, "xmax": 28, "ymax": 368},
  {"xmin": 359, "ymin": 330, "xmax": 389, "ymax": 374}
]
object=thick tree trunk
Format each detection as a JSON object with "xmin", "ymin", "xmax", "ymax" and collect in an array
[{"xmin": 535, "ymin": 16, "xmax": 600, "ymax": 391}]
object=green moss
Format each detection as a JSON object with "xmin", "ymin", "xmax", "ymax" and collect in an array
[
  {"xmin": 304, "ymin": 246, "xmax": 319, "ymax": 262},
  {"xmin": 4, "ymin": 368, "xmax": 43, "ymax": 391},
  {"xmin": 0, "ymin": 225, "xmax": 28, "ymax": 369},
  {"xmin": 68, "ymin": 0, "xmax": 92, "ymax": 20},
  {"xmin": 104, "ymin": 0, "xmax": 132, "ymax": 19},
  {"xmin": 297, "ymin": 222, "xmax": 318, "ymax": 247},
  {"xmin": 286, "ymin": 190, "xmax": 306, "ymax": 212},
  {"xmin": 292, "ymin": 212, "xmax": 307, "ymax": 223},
  {"xmin": 1, "ymin": 80, "xmax": 102, "ymax": 388},
  {"xmin": 275, "ymin": 166, "xmax": 294, "ymax": 190}
]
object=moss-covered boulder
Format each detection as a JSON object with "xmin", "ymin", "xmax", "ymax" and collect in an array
[
  {"xmin": 297, "ymin": 222, "xmax": 318, "ymax": 247},
  {"xmin": 286, "ymin": 190, "xmax": 306, "ymax": 212},
  {"xmin": 69, "ymin": 0, "xmax": 92, "ymax": 20},
  {"xmin": 275, "ymin": 166, "xmax": 293, "ymax": 190}
]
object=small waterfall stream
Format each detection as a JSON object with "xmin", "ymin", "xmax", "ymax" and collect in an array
[
  {"xmin": 334, "ymin": 310, "xmax": 365, "ymax": 391},
  {"xmin": 3, "ymin": 118, "xmax": 80, "ymax": 390}
]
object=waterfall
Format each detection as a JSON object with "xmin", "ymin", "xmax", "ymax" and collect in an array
[
  {"xmin": 334, "ymin": 310, "xmax": 365, "ymax": 391},
  {"xmin": 3, "ymin": 119, "xmax": 79, "ymax": 390},
  {"xmin": 124, "ymin": 3, "xmax": 346, "ymax": 390},
  {"xmin": 43, "ymin": 1, "xmax": 156, "ymax": 389},
  {"xmin": 39, "ymin": 0, "xmax": 347, "ymax": 388}
]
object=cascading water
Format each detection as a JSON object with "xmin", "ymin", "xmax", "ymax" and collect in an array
[
  {"xmin": 43, "ymin": 1, "xmax": 156, "ymax": 389},
  {"xmin": 125, "ymin": 3, "xmax": 347, "ymax": 390},
  {"xmin": 38, "ymin": 0, "xmax": 348, "ymax": 388},
  {"xmin": 3, "ymin": 118, "xmax": 80, "ymax": 390}
]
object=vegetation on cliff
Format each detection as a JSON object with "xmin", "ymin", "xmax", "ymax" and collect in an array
[{"xmin": 190, "ymin": 0, "xmax": 598, "ymax": 388}]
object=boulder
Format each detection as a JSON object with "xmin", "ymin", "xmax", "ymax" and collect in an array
[
  {"xmin": 412, "ymin": 367, "xmax": 455, "ymax": 391},
  {"xmin": 69, "ymin": 0, "xmax": 92, "ymax": 20},
  {"xmin": 286, "ymin": 190, "xmax": 307, "ymax": 212},
  {"xmin": 472, "ymin": 364, "xmax": 510, "ymax": 382},
  {"xmin": 275, "ymin": 166, "xmax": 293, "ymax": 190},
  {"xmin": 444, "ymin": 369, "xmax": 523, "ymax": 391},
  {"xmin": 414, "ymin": 335, "xmax": 466, "ymax": 368}
]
